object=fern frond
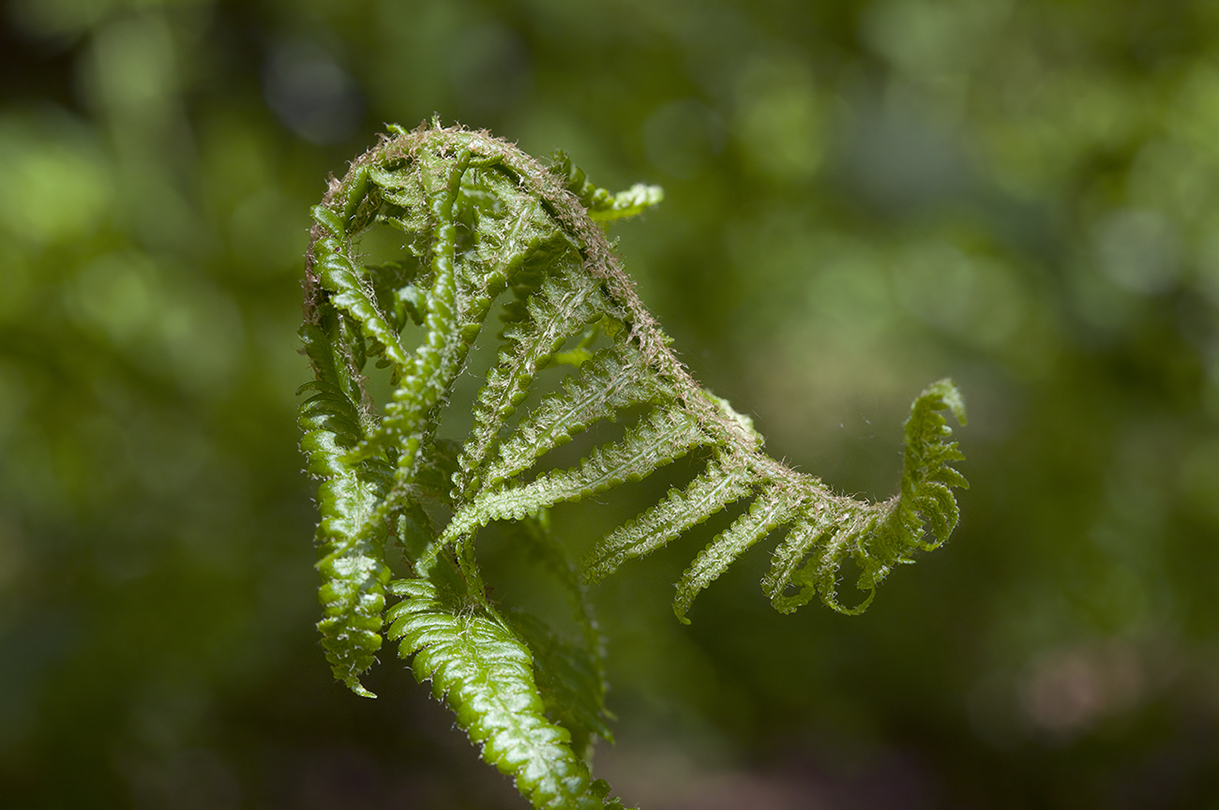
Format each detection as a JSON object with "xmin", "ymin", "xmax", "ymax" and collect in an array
[
  {"xmin": 582, "ymin": 454, "xmax": 753, "ymax": 584},
  {"xmin": 311, "ymin": 219, "xmax": 410, "ymax": 367},
  {"xmin": 387, "ymin": 579, "xmax": 626, "ymax": 809},
  {"xmin": 552, "ymin": 150, "xmax": 663, "ymax": 222},
  {"xmin": 299, "ymin": 121, "xmax": 967, "ymax": 805},
  {"xmin": 298, "ymin": 323, "xmax": 393, "ymax": 697},
  {"xmin": 485, "ymin": 344, "xmax": 668, "ymax": 488},
  {"xmin": 457, "ymin": 266, "xmax": 611, "ymax": 497},
  {"xmin": 437, "ymin": 406, "xmax": 706, "ymax": 554},
  {"xmin": 673, "ymin": 483, "xmax": 802, "ymax": 623},
  {"xmin": 758, "ymin": 380, "xmax": 969, "ymax": 615}
]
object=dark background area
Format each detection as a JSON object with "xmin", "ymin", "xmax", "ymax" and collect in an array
[{"xmin": 2, "ymin": 0, "xmax": 1218, "ymax": 807}]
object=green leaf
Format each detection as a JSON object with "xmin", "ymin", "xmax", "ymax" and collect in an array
[
  {"xmin": 582, "ymin": 454, "xmax": 753, "ymax": 584},
  {"xmin": 485, "ymin": 344, "xmax": 667, "ymax": 488},
  {"xmin": 440, "ymin": 407, "xmax": 705, "ymax": 553},
  {"xmin": 387, "ymin": 579, "xmax": 616, "ymax": 809},
  {"xmin": 673, "ymin": 485, "xmax": 800, "ymax": 623}
]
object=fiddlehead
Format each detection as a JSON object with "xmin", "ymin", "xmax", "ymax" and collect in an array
[{"xmin": 298, "ymin": 121, "xmax": 966, "ymax": 808}]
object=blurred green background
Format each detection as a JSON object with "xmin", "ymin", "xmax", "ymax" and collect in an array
[{"xmin": 3, "ymin": 0, "xmax": 1218, "ymax": 807}]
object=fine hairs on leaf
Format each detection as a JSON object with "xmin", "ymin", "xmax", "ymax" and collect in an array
[{"xmin": 297, "ymin": 121, "xmax": 968, "ymax": 809}]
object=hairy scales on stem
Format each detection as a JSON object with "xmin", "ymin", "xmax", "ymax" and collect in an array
[{"xmin": 298, "ymin": 121, "xmax": 967, "ymax": 809}]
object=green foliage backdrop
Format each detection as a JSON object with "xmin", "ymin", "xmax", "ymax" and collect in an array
[{"xmin": 2, "ymin": 0, "xmax": 1217, "ymax": 807}]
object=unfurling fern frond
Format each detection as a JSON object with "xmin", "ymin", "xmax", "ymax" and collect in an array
[
  {"xmin": 387, "ymin": 578, "xmax": 623, "ymax": 810},
  {"xmin": 298, "ymin": 121, "xmax": 967, "ymax": 808}
]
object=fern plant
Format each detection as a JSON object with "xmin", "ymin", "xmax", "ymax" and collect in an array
[{"xmin": 298, "ymin": 121, "xmax": 967, "ymax": 809}]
